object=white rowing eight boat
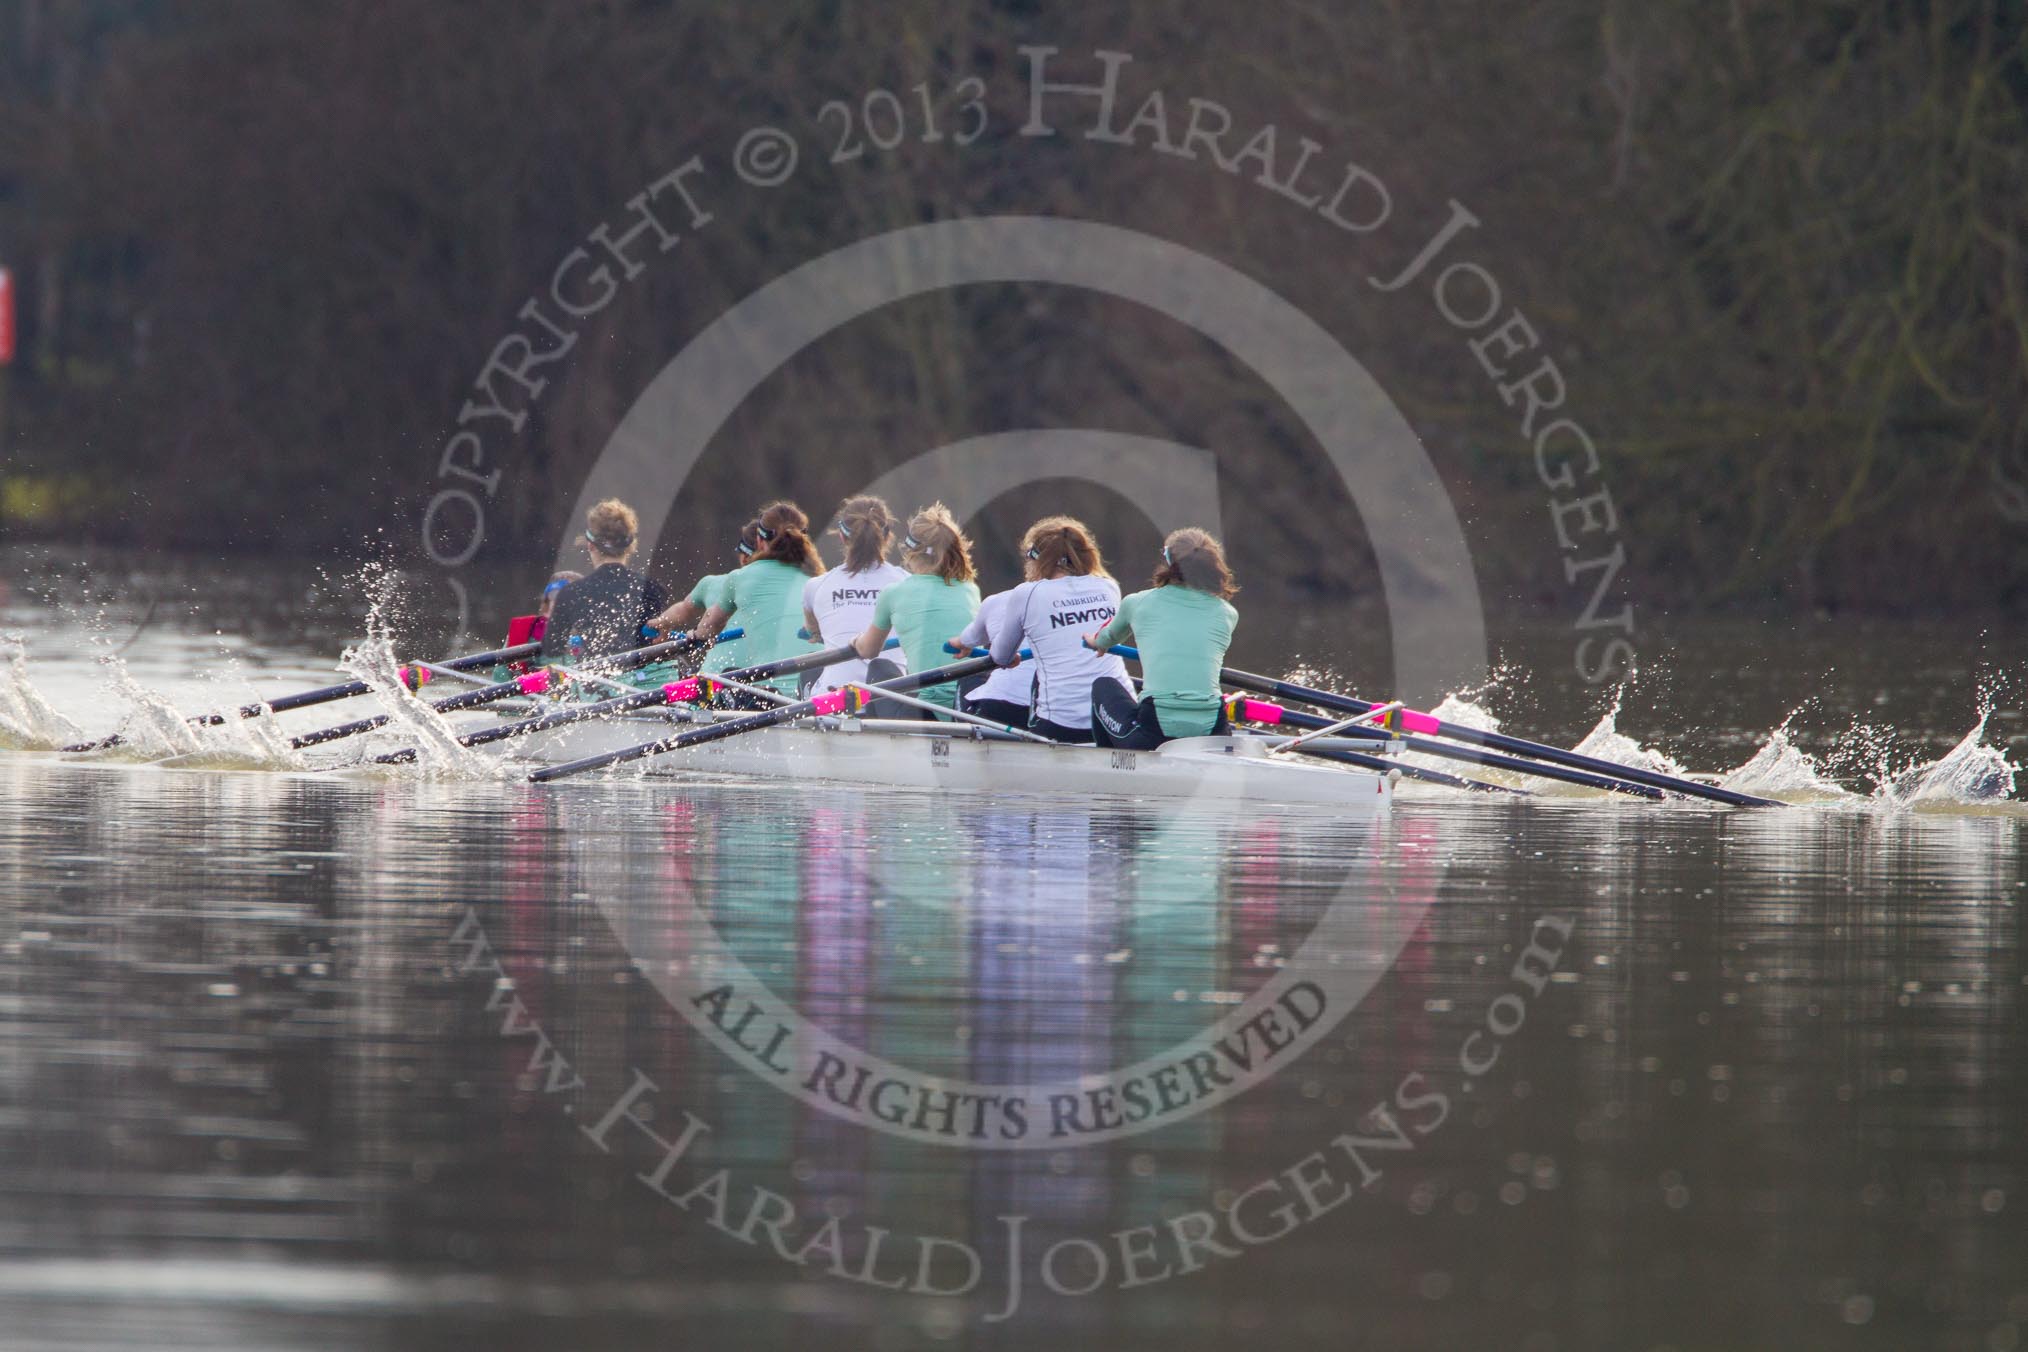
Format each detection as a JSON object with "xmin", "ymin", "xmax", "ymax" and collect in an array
[{"xmin": 498, "ymin": 710, "xmax": 1398, "ymax": 811}]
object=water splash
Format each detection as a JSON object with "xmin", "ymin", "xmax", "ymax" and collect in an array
[
  {"xmin": 1882, "ymin": 711, "xmax": 2017, "ymax": 806},
  {"xmin": 1719, "ymin": 724, "xmax": 1850, "ymax": 800},
  {"xmin": 98, "ymin": 655, "xmax": 210, "ymax": 758},
  {"xmin": 1425, "ymin": 693, "xmax": 1502, "ymax": 735},
  {"xmin": 1570, "ymin": 684, "xmax": 1688, "ymax": 780},
  {"xmin": 334, "ymin": 633, "xmax": 498, "ymax": 780},
  {"xmin": 1388, "ymin": 688, "xmax": 1517, "ymax": 791},
  {"xmin": 0, "ymin": 637, "xmax": 85, "ymax": 749}
]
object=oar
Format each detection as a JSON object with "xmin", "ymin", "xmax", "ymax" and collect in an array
[
  {"xmin": 1282, "ymin": 742, "xmax": 1530, "ymax": 794},
  {"xmin": 1230, "ymin": 696, "xmax": 1664, "ymax": 799},
  {"xmin": 370, "ymin": 639, "xmax": 863, "ymax": 765},
  {"xmin": 837, "ymin": 681, "xmax": 1056, "ymax": 743},
  {"xmin": 528, "ymin": 655, "xmax": 996, "ymax": 783},
  {"xmin": 1266, "ymin": 701, "xmax": 1405, "ymax": 757},
  {"xmin": 290, "ymin": 630, "xmax": 736, "ymax": 750},
  {"xmin": 1115, "ymin": 649, "xmax": 1781, "ymax": 809},
  {"xmin": 60, "ymin": 640, "xmax": 544, "ymax": 754}
]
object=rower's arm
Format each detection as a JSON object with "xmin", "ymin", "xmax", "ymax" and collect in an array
[
  {"xmin": 851, "ymin": 623, "xmax": 889, "ymax": 661},
  {"xmin": 1086, "ymin": 610, "xmax": 1131, "ymax": 652},
  {"xmin": 804, "ymin": 607, "xmax": 823, "ymax": 642},
  {"xmin": 695, "ymin": 605, "xmax": 733, "ymax": 640},
  {"xmin": 652, "ymin": 597, "xmax": 704, "ymax": 633}
]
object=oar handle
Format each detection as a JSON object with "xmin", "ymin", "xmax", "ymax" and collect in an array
[{"xmin": 942, "ymin": 642, "xmax": 1033, "ymax": 659}]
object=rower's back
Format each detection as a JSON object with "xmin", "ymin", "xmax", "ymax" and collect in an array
[
  {"xmin": 724, "ymin": 559, "xmax": 820, "ymax": 685},
  {"xmin": 717, "ymin": 501, "xmax": 827, "ymax": 690},
  {"xmin": 805, "ymin": 563, "xmax": 907, "ymax": 689},
  {"xmin": 992, "ymin": 573, "xmax": 1131, "ymax": 736},
  {"xmin": 540, "ymin": 562, "xmax": 668, "ymax": 661},
  {"xmin": 806, "ymin": 496, "xmax": 908, "ymax": 691}
]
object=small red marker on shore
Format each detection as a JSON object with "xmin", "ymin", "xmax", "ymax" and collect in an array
[{"xmin": 0, "ymin": 267, "xmax": 15, "ymax": 366}]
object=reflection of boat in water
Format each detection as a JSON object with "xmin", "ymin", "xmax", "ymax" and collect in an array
[{"xmin": 505, "ymin": 711, "xmax": 1397, "ymax": 811}]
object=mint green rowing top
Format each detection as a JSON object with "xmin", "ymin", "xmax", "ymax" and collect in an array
[
  {"xmin": 719, "ymin": 559, "xmax": 820, "ymax": 690},
  {"xmin": 1091, "ymin": 585, "xmax": 1238, "ymax": 736},
  {"xmin": 685, "ymin": 573, "xmax": 749, "ymax": 674},
  {"xmin": 872, "ymin": 573, "xmax": 981, "ymax": 710}
]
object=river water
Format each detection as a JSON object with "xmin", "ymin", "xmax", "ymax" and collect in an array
[{"xmin": 1, "ymin": 549, "xmax": 2023, "ymax": 1351}]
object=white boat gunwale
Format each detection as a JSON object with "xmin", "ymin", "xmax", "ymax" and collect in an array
[{"xmin": 486, "ymin": 705, "xmax": 1400, "ymax": 810}]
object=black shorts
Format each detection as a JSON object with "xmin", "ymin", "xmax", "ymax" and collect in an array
[
  {"xmin": 1028, "ymin": 715, "xmax": 1094, "ymax": 745},
  {"xmin": 859, "ymin": 657, "xmax": 939, "ymax": 722},
  {"xmin": 961, "ymin": 696, "xmax": 1032, "ymax": 728},
  {"xmin": 1092, "ymin": 684, "xmax": 1228, "ymax": 750}
]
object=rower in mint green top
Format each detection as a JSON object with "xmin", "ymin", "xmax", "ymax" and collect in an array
[
  {"xmin": 716, "ymin": 558, "xmax": 821, "ymax": 690},
  {"xmin": 1089, "ymin": 584, "xmax": 1238, "ymax": 736},
  {"xmin": 870, "ymin": 574, "xmax": 980, "ymax": 710},
  {"xmin": 685, "ymin": 573, "xmax": 748, "ymax": 674}
]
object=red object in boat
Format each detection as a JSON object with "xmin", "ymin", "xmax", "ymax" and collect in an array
[
  {"xmin": 506, "ymin": 614, "xmax": 547, "ymax": 647},
  {"xmin": 0, "ymin": 268, "xmax": 14, "ymax": 366}
]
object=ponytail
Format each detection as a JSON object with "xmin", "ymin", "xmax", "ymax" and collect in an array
[
  {"xmin": 832, "ymin": 495, "xmax": 897, "ymax": 573},
  {"xmin": 744, "ymin": 500, "xmax": 824, "ymax": 576},
  {"xmin": 1152, "ymin": 527, "xmax": 1239, "ymax": 599}
]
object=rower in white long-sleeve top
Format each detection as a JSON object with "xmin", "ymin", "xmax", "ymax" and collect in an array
[
  {"xmin": 802, "ymin": 495, "xmax": 909, "ymax": 693},
  {"xmin": 986, "ymin": 516, "xmax": 1133, "ymax": 744}
]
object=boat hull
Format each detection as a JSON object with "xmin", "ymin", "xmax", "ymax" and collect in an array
[{"xmin": 506, "ymin": 713, "xmax": 1394, "ymax": 811}]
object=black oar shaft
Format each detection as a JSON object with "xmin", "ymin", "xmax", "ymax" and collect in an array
[
  {"xmin": 1288, "ymin": 744, "xmax": 1529, "ymax": 794},
  {"xmin": 375, "ymin": 686, "xmax": 679, "ymax": 765},
  {"xmin": 295, "ymin": 635, "xmax": 710, "ymax": 751},
  {"xmin": 528, "ymin": 656, "xmax": 994, "ymax": 783},
  {"xmin": 252, "ymin": 642, "xmax": 539, "ymax": 718},
  {"xmin": 1259, "ymin": 705, "xmax": 1662, "ymax": 799},
  {"xmin": 61, "ymin": 640, "xmax": 545, "ymax": 753},
  {"xmin": 374, "ymin": 639, "xmax": 852, "ymax": 766},
  {"xmin": 1216, "ymin": 667, "xmax": 1778, "ymax": 808}
]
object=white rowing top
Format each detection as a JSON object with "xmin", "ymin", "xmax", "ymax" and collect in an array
[
  {"xmin": 989, "ymin": 575, "xmax": 1132, "ymax": 729},
  {"xmin": 804, "ymin": 563, "xmax": 908, "ymax": 690},
  {"xmin": 957, "ymin": 590, "xmax": 1033, "ymax": 709}
]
